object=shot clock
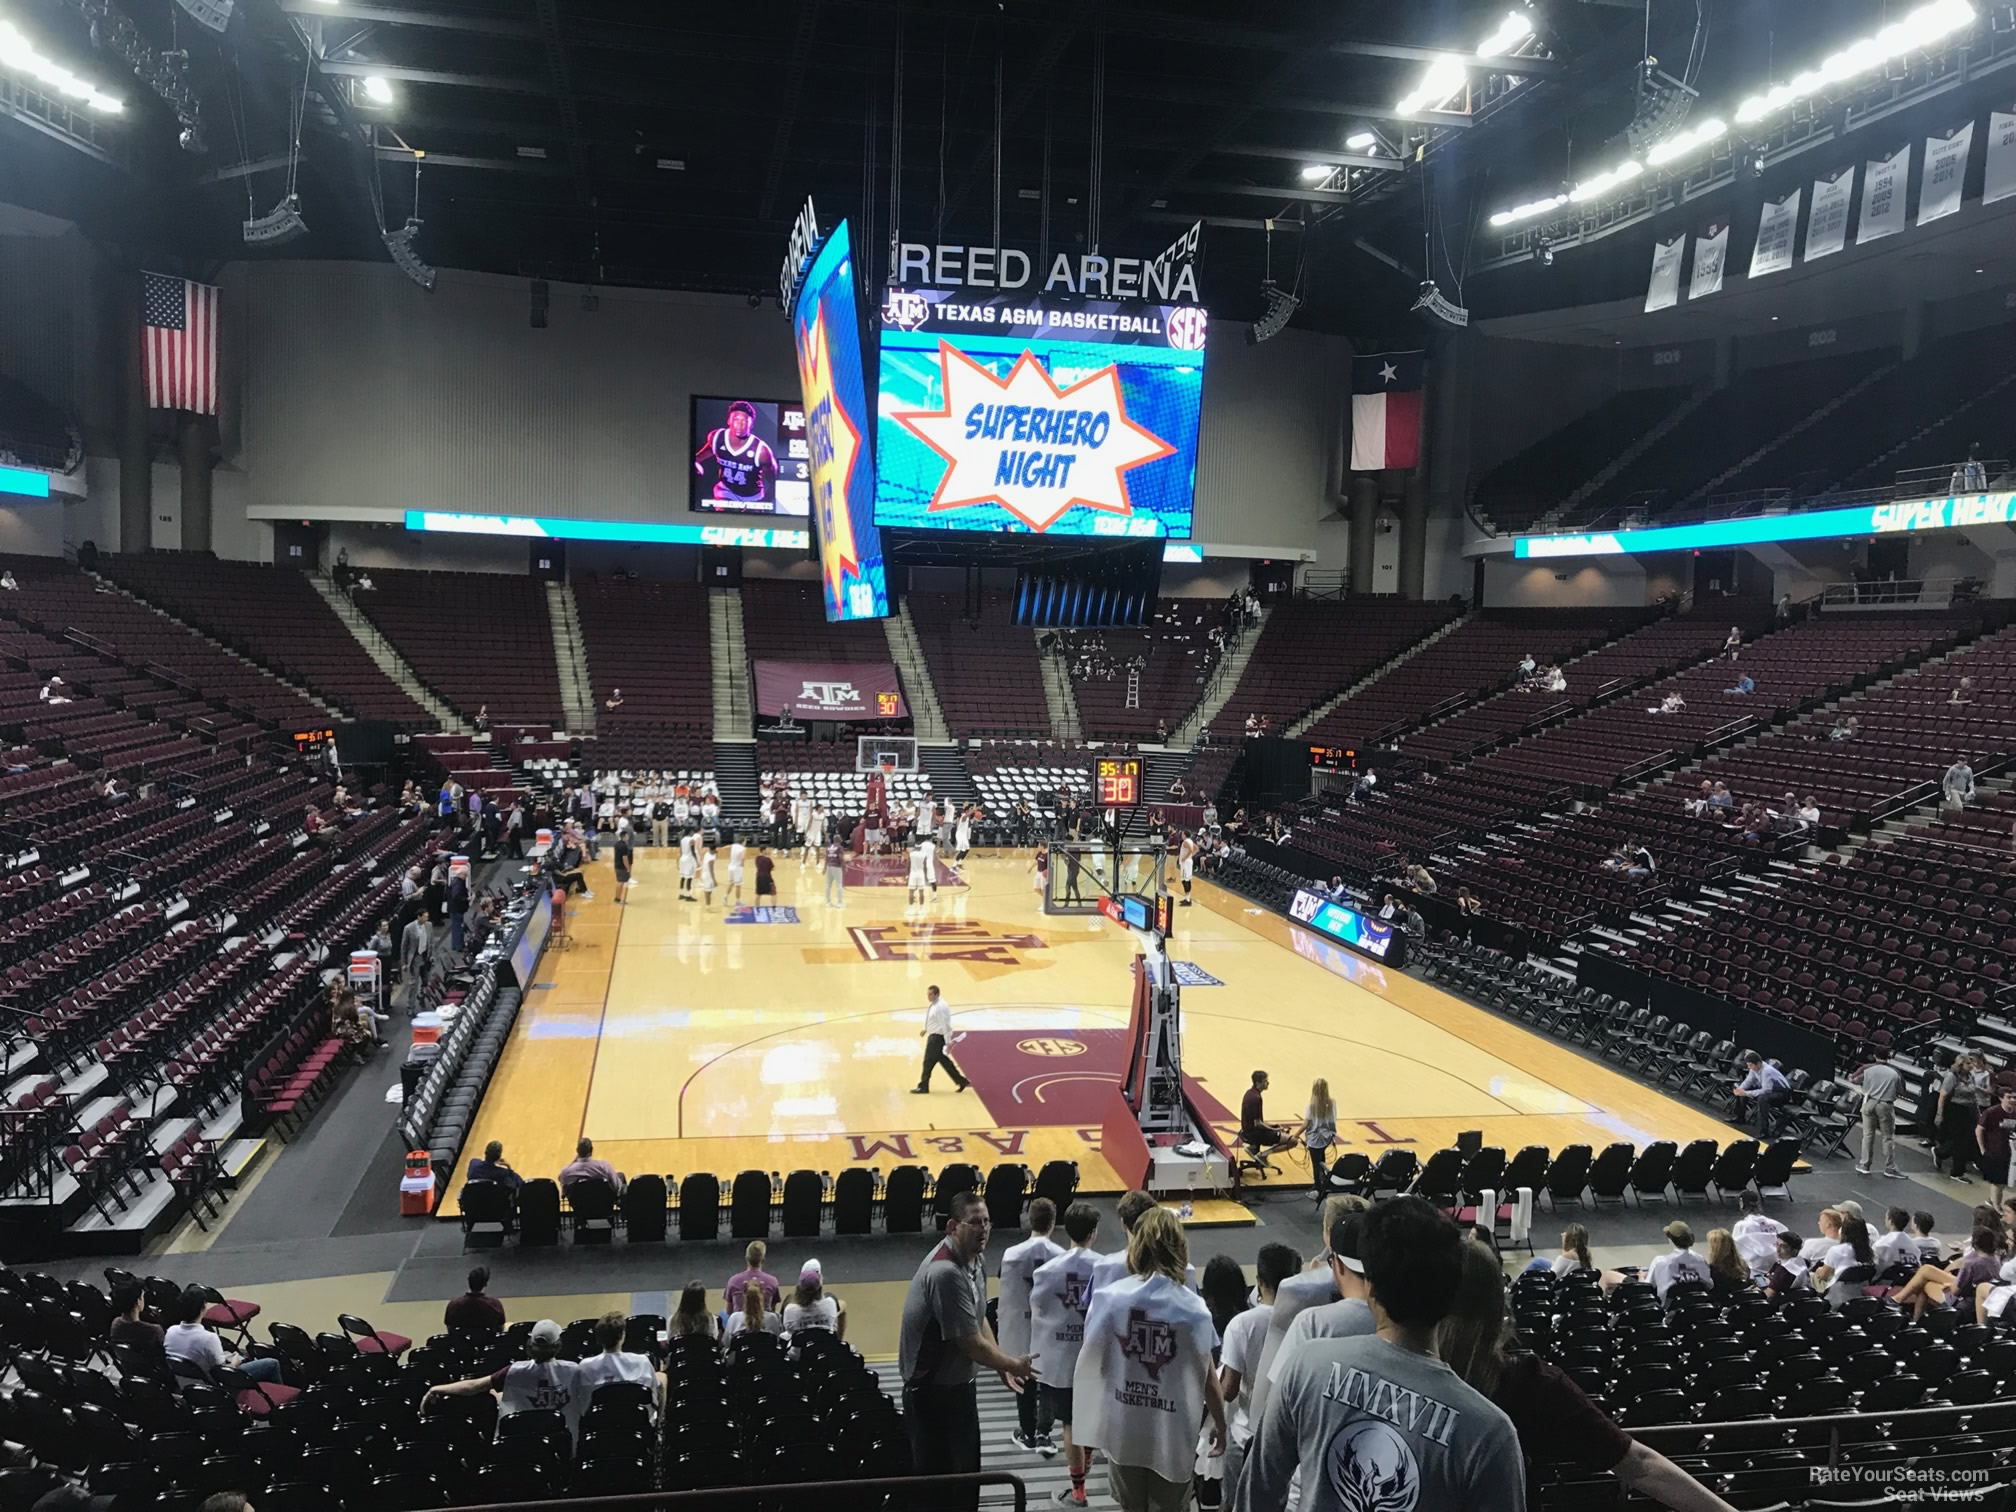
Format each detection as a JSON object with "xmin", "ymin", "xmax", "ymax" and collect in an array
[{"xmin": 1092, "ymin": 755, "xmax": 1144, "ymax": 806}]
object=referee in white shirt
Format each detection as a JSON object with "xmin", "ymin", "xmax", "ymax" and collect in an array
[{"xmin": 914, "ymin": 984, "xmax": 970, "ymax": 1094}]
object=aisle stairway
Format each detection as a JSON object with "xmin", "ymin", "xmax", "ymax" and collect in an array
[
  {"xmin": 307, "ymin": 572, "xmax": 466, "ymax": 732},
  {"xmin": 1120, "ymin": 749, "xmax": 1195, "ymax": 836},
  {"xmin": 868, "ymin": 1364, "xmax": 1121, "ymax": 1510},
  {"xmin": 1037, "ymin": 638, "xmax": 1084, "ymax": 742},
  {"xmin": 545, "ymin": 581, "xmax": 595, "ymax": 735},
  {"xmin": 710, "ymin": 588, "xmax": 752, "ymax": 735},
  {"xmin": 886, "ymin": 604, "xmax": 949, "ymax": 742},
  {"xmin": 1170, "ymin": 604, "xmax": 1270, "ymax": 747},
  {"xmin": 1287, "ymin": 611, "xmax": 1473, "ymax": 738},
  {"xmin": 711, "ymin": 741, "xmax": 761, "ymax": 824},
  {"xmin": 920, "ymin": 744, "xmax": 978, "ymax": 806}
]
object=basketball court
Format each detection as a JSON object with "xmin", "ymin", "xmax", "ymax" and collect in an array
[{"xmin": 442, "ymin": 842, "xmax": 1744, "ymax": 1217}]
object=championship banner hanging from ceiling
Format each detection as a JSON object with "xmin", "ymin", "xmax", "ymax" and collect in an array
[
  {"xmin": 1856, "ymin": 144, "xmax": 1909, "ymax": 245},
  {"xmin": 1687, "ymin": 223, "xmax": 1728, "ymax": 301},
  {"xmin": 1749, "ymin": 190, "xmax": 1800, "ymax": 279},
  {"xmin": 1644, "ymin": 235, "xmax": 1685, "ymax": 312},
  {"xmin": 1919, "ymin": 123, "xmax": 1974, "ymax": 224},
  {"xmin": 1804, "ymin": 167, "xmax": 1854, "ymax": 262},
  {"xmin": 1988, "ymin": 108, "xmax": 2016, "ymax": 206}
]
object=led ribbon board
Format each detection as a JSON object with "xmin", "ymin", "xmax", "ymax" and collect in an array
[
  {"xmin": 874, "ymin": 287, "xmax": 1206, "ymax": 538},
  {"xmin": 0, "ymin": 465, "xmax": 52, "ymax": 499},
  {"xmin": 1514, "ymin": 490, "xmax": 2016, "ymax": 559},
  {"xmin": 403, "ymin": 511, "xmax": 808, "ymax": 549},
  {"xmin": 1288, "ymin": 886, "xmax": 1399, "ymax": 963}
]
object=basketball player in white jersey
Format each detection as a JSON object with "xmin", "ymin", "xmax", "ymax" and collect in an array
[
  {"xmin": 693, "ymin": 400, "xmax": 780, "ymax": 504},
  {"xmin": 802, "ymin": 803, "xmax": 826, "ymax": 865},
  {"xmin": 906, "ymin": 837, "xmax": 930, "ymax": 906},
  {"xmin": 1178, "ymin": 832, "xmax": 1198, "ymax": 907},
  {"xmin": 954, "ymin": 806, "xmax": 973, "ymax": 865},
  {"xmin": 919, "ymin": 827, "xmax": 939, "ymax": 895},
  {"xmin": 677, "ymin": 828, "xmax": 699, "ymax": 900},
  {"xmin": 699, "ymin": 844, "xmax": 718, "ymax": 908},
  {"xmin": 726, "ymin": 836, "xmax": 747, "ymax": 905}
]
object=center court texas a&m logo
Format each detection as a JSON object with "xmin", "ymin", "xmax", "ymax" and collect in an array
[{"xmin": 849, "ymin": 920, "xmax": 1047, "ymax": 965}]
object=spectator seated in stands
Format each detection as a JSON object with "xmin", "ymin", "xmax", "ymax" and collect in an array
[
  {"xmin": 783, "ymin": 1259, "xmax": 846, "ymax": 1344},
  {"xmin": 424, "ymin": 1317, "xmax": 579, "ymax": 1434},
  {"xmin": 727, "ymin": 1240, "xmax": 782, "ymax": 1313},
  {"xmin": 667, "ymin": 1282, "xmax": 719, "ymax": 1342},
  {"xmin": 1724, "ymin": 673, "xmax": 1756, "ymax": 695},
  {"xmin": 446, "ymin": 1265, "xmax": 506, "ymax": 1332},
  {"xmin": 1894, "ymin": 1226, "xmax": 2007, "ymax": 1321},
  {"xmin": 724, "ymin": 1282, "xmax": 784, "ymax": 1344},
  {"xmin": 1950, "ymin": 676, "xmax": 1977, "ymax": 706},
  {"xmin": 1827, "ymin": 714, "xmax": 1861, "ymax": 741},
  {"xmin": 0, "ymin": 569, "xmax": 15, "ymax": 590},
  {"xmin": 1648, "ymin": 692, "xmax": 1685, "ymax": 716},
  {"xmin": 1517, "ymin": 652, "xmax": 1536, "ymax": 682},
  {"xmin": 1873, "ymin": 1208, "xmax": 1921, "ymax": 1273},
  {"xmin": 560, "ymin": 1136, "xmax": 624, "ymax": 1196},
  {"xmin": 467, "ymin": 1138, "xmax": 523, "ymax": 1191},
  {"xmin": 1732, "ymin": 1191, "xmax": 1788, "ymax": 1275},
  {"xmin": 1167, "ymin": 776, "xmax": 1186, "ymax": 799},
  {"xmin": 605, "ymin": 687, "xmax": 625, "ymax": 711},
  {"xmin": 1542, "ymin": 665, "xmax": 1567, "ymax": 693},
  {"xmin": 39, "ymin": 675, "xmax": 69, "ymax": 704},
  {"xmin": 1764, "ymin": 1232, "xmax": 1811, "ymax": 1298},
  {"xmin": 575, "ymin": 1309, "xmax": 664, "ymax": 1414},
  {"xmin": 109, "ymin": 1281, "xmax": 166, "ymax": 1370},
  {"xmin": 1647, "ymin": 1221, "xmax": 1711, "ymax": 1300},
  {"xmin": 1704, "ymin": 1228, "xmax": 1753, "ymax": 1298},
  {"xmin": 164, "ymin": 1287, "xmax": 283, "ymax": 1385}
]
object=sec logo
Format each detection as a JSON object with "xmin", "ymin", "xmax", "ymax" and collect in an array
[
  {"xmin": 1016, "ymin": 1037, "xmax": 1086, "ymax": 1058},
  {"xmin": 1165, "ymin": 305, "xmax": 1209, "ymax": 351}
]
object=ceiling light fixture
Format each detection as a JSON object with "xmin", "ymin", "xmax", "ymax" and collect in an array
[
  {"xmin": 1734, "ymin": 0, "xmax": 1976, "ymax": 126},
  {"xmin": 1397, "ymin": 9, "xmax": 1536, "ymax": 115},
  {"xmin": 0, "ymin": 20, "xmax": 124, "ymax": 112},
  {"xmin": 1300, "ymin": 164, "xmax": 1337, "ymax": 182},
  {"xmin": 360, "ymin": 74, "xmax": 394, "ymax": 105},
  {"xmin": 1345, "ymin": 131, "xmax": 1377, "ymax": 151},
  {"xmin": 1643, "ymin": 116, "xmax": 1725, "ymax": 166}
]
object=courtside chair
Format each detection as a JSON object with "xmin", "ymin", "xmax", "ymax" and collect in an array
[
  {"xmin": 932, "ymin": 1162, "xmax": 982, "ymax": 1224},
  {"xmin": 1031, "ymin": 1160, "xmax": 1079, "ymax": 1213},
  {"xmin": 882, "ymin": 1166, "xmax": 928, "ymax": 1233},
  {"xmin": 517, "ymin": 1179, "xmax": 562, "ymax": 1245},
  {"xmin": 621, "ymin": 1173, "xmax": 668, "ymax": 1242},
  {"xmin": 781, "ymin": 1169, "xmax": 825, "ymax": 1238},
  {"xmin": 832, "ymin": 1168, "xmax": 876, "ymax": 1235},
  {"xmin": 678, "ymin": 1173, "xmax": 721, "ymax": 1241},
  {"xmin": 984, "ymin": 1164, "xmax": 1031, "ymax": 1231},
  {"xmin": 730, "ymin": 1169, "xmax": 773, "ymax": 1239},
  {"xmin": 1587, "ymin": 1142, "xmax": 1636, "ymax": 1205},
  {"xmin": 338, "ymin": 1312, "xmax": 413, "ymax": 1359}
]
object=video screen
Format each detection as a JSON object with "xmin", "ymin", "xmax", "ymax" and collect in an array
[
  {"xmin": 1289, "ymin": 886, "xmax": 1400, "ymax": 964},
  {"xmin": 873, "ymin": 288, "xmax": 1205, "ymax": 539},
  {"xmin": 791, "ymin": 221, "xmax": 890, "ymax": 622},
  {"xmin": 690, "ymin": 396, "xmax": 810, "ymax": 516}
]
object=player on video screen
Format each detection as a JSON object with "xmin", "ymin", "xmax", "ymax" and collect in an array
[{"xmin": 694, "ymin": 401, "xmax": 780, "ymax": 504}]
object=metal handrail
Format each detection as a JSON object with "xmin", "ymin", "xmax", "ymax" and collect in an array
[
  {"xmin": 1818, "ymin": 576, "xmax": 1963, "ymax": 609},
  {"xmin": 1551, "ymin": 458, "xmax": 2010, "ymax": 536},
  {"xmin": 436, "ymin": 1471, "xmax": 1029, "ymax": 1512}
]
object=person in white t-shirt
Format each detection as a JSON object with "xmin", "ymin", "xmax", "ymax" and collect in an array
[
  {"xmin": 424, "ymin": 1317, "xmax": 582, "ymax": 1440},
  {"xmin": 723, "ymin": 1284, "xmax": 785, "ymax": 1345},
  {"xmin": 1872, "ymin": 1207, "xmax": 1921, "ymax": 1275},
  {"xmin": 1001, "ymin": 1198, "xmax": 1065, "ymax": 1456},
  {"xmin": 781, "ymin": 1259, "xmax": 845, "ymax": 1346},
  {"xmin": 1647, "ymin": 1221, "xmax": 1713, "ymax": 1300},
  {"xmin": 907, "ymin": 839, "xmax": 931, "ymax": 906},
  {"xmin": 571, "ymin": 1311, "xmax": 663, "ymax": 1416},
  {"xmin": 1731, "ymin": 1192, "xmax": 1789, "ymax": 1276},
  {"xmin": 1214, "ymin": 1242, "xmax": 1302, "ymax": 1498},
  {"xmin": 1029, "ymin": 1203, "xmax": 1103, "ymax": 1508},
  {"xmin": 726, "ymin": 838, "xmax": 747, "ymax": 905},
  {"xmin": 1073, "ymin": 1208, "xmax": 1225, "ymax": 1512}
]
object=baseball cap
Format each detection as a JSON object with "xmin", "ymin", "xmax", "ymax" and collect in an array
[
  {"xmin": 529, "ymin": 1318, "xmax": 563, "ymax": 1346},
  {"xmin": 799, "ymin": 1259, "xmax": 823, "ymax": 1283},
  {"xmin": 1834, "ymin": 1200, "xmax": 1864, "ymax": 1221},
  {"xmin": 1328, "ymin": 1212, "xmax": 1366, "ymax": 1275}
]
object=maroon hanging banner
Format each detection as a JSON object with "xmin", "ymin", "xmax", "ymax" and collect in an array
[{"xmin": 755, "ymin": 661, "xmax": 910, "ymax": 721}]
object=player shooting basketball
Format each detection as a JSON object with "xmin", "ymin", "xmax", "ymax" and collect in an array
[{"xmin": 694, "ymin": 400, "xmax": 780, "ymax": 504}]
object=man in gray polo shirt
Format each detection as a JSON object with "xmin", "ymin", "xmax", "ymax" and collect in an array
[
  {"xmin": 899, "ymin": 1189, "xmax": 1036, "ymax": 1511},
  {"xmin": 1850, "ymin": 1053, "xmax": 1905, "ymax": 1179}
]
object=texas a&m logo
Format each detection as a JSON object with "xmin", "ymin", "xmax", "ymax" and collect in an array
[
  {"xmin": 850, "ymin": 921, "xmax": 1047, "ymax": 965},
  {"xmin": 1118, "ymin": 1308, "xmax": 1178, "ymax": 1381}
]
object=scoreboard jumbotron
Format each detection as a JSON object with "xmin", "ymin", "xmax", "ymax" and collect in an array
[{"xmin": 1093, "ymin": 755, "xmax": 1144, "ymax": 806}]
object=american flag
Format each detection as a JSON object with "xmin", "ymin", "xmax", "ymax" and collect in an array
[{"xmin": 142, "ymin": 272, "xmax": 219, "ymax": 415}]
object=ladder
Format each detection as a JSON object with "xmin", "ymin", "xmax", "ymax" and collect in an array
[{"xmin": 1125, "ymin": 667, "xmax": 1141, "ymax": 710}]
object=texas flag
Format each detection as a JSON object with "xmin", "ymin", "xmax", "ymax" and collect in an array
[{"xmin": 1349, "ymin": 350, "xmax": 1425, "ymax": 471}]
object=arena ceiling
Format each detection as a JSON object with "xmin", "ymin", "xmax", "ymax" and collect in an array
[{"xmin": 0, "ymin": 0, "xmax": 1995, "ymax": 342}]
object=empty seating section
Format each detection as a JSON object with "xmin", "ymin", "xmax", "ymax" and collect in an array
[
  {"xmin": 574, "ymin": 579, "xmax": 712, "ymax": 768},
  {"xmin": 1712, "ymin": 322, "xmax": 2016, "ymax": 501},
  {"xmin": 1061, "ymin": 598, "xmax": 1222, "ymax": 739},
  {"xmin": 1405, "ymin": 613, "xmax": 1741, "ymax": 765},
  {"xmin": 352, "ymin": 569, "xmax": 564, "ymax": 727},
  {"xmin": 102, "ymin": 554, "xmax": 430, "ymax": 728},
  {"xmin": 1473, "ymin": 387, "xmax": 1692, "ymax": 532},
  {"xmin": 1209, "ymin": 599, "xmax": 1457, "ymax": 738},
  {"xmin": 0, "ymin": 554, "xmax": 326, "ymax": 731},
  {"xmin": 969, "ymin": 741, "xmax": 1101, "ymax": 825},
  {"xmin": 906, "ymin": 589, "xmax": 1048, "ymax": 736},
  {"xmin": 1301, "ymin": 609, "xmax": 1639, "ymax": 751},
  {"xmin": 1573, "ymin": 349, "xmax": 1874, "ymax": 524}
]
